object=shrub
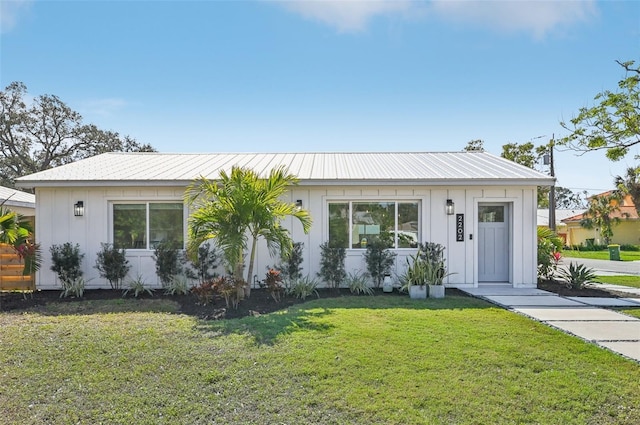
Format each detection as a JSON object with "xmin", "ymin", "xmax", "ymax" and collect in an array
[
  {"xmin": 537, "ymin": 227, "xmax": 563, "ymax": 281},
  {"xmin": 191, "ymin": 279, "xmax": 217, "ymax": 305},
  {"xmin": 153, "ymin": 241, "xmax": 183, "ymax": 287},
  {"xmin": 620, "ymin": 244, "xmax": 640, "ymax": 251},
  {"xmin": 213, "ymin": 276, "xmax": 242, "ymax": 309},
  {"xmin": 60, "ymin": 277, "xmax": 86, "ymax": 298},
  {"xmin": 276, "ymin": 242, "xmax": 304, "ymax": 287},
  {"xmin": 123, "ymin": 275, "xmax": 154, "ymax": 298},
  {"xmin": 345, "ymin": 271, "xmax": 373, "ymax": 295},
  {"xmin": 95, "ymin": 243, "xmax": 130, "ymax": 290},
  {"xmin": 318, "ymin": 242, "xmax": 346, "ymax": 289},
  {"xmin": 558, "ymin": 262, "xmax": 599, "ymax": 290},
  {"xmin": 50, "ymin": 242, "xmax": 84, "ymax": 285},
  {"xmin": 288, "ymin": 276, "xmax": 319, "ymax": 300},
  {"xmin": 185, "ymin": 242, "xmax": 220, "ymax": 284},
  {"xmin": 261, "ymin": 268, "xmax": 284, "ymax": 302},
  {"xmin": 364, "ymin": 240, "xmax": 396, "ymax": 288},
  {"xmin": 164, "ymin": 275, "xmax": 191, "ymax": 296}
]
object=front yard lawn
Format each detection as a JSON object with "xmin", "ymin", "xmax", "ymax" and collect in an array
[
  {"xmin": 1, "ymin": 295, "xmax": 639, "ymax": 424},
  {"xmin": 562, "ymin": 250, "xmax": 640, "ymax": 261},
  {"xmin": 595, "ymin": 275, "xmax": 640, "ymax": 288}
]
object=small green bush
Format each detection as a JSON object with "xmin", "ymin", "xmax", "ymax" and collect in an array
[
  {"xmin": 276, "ymin": 242, "xmax": 304, "ymax": 285},
  {"xmin": 558, "ymin": 262, "xmax": 599, "ymax": 290},
  {"xmin": 60, "ymin": 277, "xmax": 86, "ymax": 298},
  {"xmin": 123, "ymin": 275, "xmax": 154, "ymax": 298},
  {"xmin": 153, "ymin": 241, "xmax": 183, "ymax": 287},
  {"xmin": 164, "ymin": 275, "xmax": 191, "ymax": 296},
  {"xmin": 95, "ymin": 243, "xmax": 130, "ymax": 290},
  {"xmin": 318, "ymin": 242, "xmax": 345, "ymax": 289},
  {"xmin": 288, "ymin": 276, "xmax": 319, "ymax": 300},
  {"xmin": 364, "ymin": 240, "xmax": 396, "ymax": 288},
  {"xmin": 50, "ymin": 242, "xmax": 84, "ymax": 285},
  {"xmin": 345, "ymin": 271, "xmax": 373, "ymax": 295}
]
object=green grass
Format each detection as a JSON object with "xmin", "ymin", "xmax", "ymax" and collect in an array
[
  {"xmin": 619, "ymin": 308, "xmax": 640, "ymax": 319},
  {"xmin": 562, "ymin": 249, "xmax": 640, "ymax": 261},
  {"xmin": 595, "ymin": 275, "xmax": 640, "ymax": 288},
  {"xmin": 1, "ymin": 296, "xmax": 639, "ymax": 424}
]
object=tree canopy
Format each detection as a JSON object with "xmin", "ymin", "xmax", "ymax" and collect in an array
[
  {"xmin": 560, "ymin": 60, "xmax": 639, "ymax": 161},
  {"xmin": 0, "ymin": 82, "xmax": 155, "ymax": 187}
]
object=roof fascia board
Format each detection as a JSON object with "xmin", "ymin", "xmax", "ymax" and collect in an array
[{"xmin": 17, "ymin": 177, "xmax": 555, "ymax": 189}]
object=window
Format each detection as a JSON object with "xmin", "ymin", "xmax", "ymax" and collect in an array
[
  {"xmin": 328, "ymin": 201, "xmax": 419, "ymax": 249},
  {"xmin": 113, "ymin": 202, "xmax": 184, "ymax": 249}
]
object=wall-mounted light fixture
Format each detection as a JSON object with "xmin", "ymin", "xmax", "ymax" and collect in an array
[
  {"xmin": 74, "ymin": 201, "xmax": 84, "ymax": 217},
  {"xmin": 446, "ymin": 199, "xmax": 455, "ymax": 215},
  {"xmin": 295, "ymin": 199, "xmax": 303, "ymax": 209}
]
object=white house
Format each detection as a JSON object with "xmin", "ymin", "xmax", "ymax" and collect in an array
[{"xmin": 16, "ymin": 151, "xmax": 554, "ymax": 290}]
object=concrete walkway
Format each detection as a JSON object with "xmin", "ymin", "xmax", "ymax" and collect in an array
[{"xmin": 461, "ymin": 285, "xmax": 640, "ymax": 363}]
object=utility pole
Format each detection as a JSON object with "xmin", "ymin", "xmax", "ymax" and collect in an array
[{"xmin": 548, "ymin": 135, "xmax": 556, "ymax": 232}]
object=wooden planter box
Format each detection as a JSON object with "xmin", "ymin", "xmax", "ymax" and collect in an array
[{"xmin": 0, "ymin": 244, "xmax": 35, "ymax": 292}]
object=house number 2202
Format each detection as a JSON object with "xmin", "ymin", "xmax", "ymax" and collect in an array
[{"xmin": 456, "ymin": 214, "xmax": 464, "ymax": 242}]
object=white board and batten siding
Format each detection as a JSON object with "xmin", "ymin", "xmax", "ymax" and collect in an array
[{"xmin": 18, "ymin": 152, "xmax": 553, "ymax": 290}]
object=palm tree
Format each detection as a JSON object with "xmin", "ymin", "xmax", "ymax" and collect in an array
[
  {"xmin": 580, "ymin": 193, "xmax": 625, "ymax": 245},
  {"xmin": 185, "ymin": 166, "xmax": 312, "ymax": 297},
  {"xmin": 615, "ymin": 166, "xmax": 640, "ymax": 215}
]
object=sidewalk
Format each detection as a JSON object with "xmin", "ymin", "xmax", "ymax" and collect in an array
[{"xmin": 460, "ymin": 285, "xmax": 640, "ymax": 363}]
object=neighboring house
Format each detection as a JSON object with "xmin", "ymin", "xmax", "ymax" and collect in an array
[
  {"xmin": 0, "ymin": 185, "xmax": 35, "ymax": 218},
  {"xmin": 537, "ymin": 208, "xmax": 586, "ymax": 246},
  {"xmin": 562, "ymin": 191, "xmax": 640, "ymax": 246},
  {"xmin": 16, "ymin": 151, "xmax": 554, "ymax": 290}
]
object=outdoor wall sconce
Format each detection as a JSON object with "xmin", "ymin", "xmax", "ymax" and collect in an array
[
  {"xmin": 295, "ymin": 199, "xmax": 303, "ymax": 209},
  {"xmin": 74, "ymin": 201, "xmax": 84, "ymax": 217},
  {"xmin": 446, "ymin": 199, "xmax": 455, "ymax": 215}
]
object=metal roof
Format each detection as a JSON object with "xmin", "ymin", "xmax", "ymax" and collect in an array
[
  {"xmin": 0, "ymin": 186, "xmax": 35, "ymax": 208},
  {"xmin": 16, "ymin": 151, "xmax": 555, "ymax": 188}
]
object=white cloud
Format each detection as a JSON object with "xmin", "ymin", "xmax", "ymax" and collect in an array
[
  {"xmin": 279, "ymin": 0, "xmax": 419, "ymax": 33},
  {"xmin": 430, "ymin": 0, "xmax": 598, "ymax": 39},
  {"xmin": 277, "ymin": 0, "xmax": 598, "ymax": 37},
  {"xmin": 0, "ymin": 0, "xmax": 33, "ymax": 33}
]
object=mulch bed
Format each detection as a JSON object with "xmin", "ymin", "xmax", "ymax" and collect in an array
[
  {"xmin": 537, "ymin": 280, "xmax": 632, "ymax": 298},
  {"xmin": 0, "ymin": 286, "xmax": 408, "ymax": 320},
  {"xmin": 1, "ymin": 282, "xmax": 628, "ymax": 320}
]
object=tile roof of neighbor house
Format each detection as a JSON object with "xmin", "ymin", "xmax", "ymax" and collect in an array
[
  {"xmin": 0, "ymin": 186, "xmax": 35, "ymax": 208},
  {"xmin": 16, "ymin": 151, "xmax": 556, "ymax": 188},
  {"xmin": 562, "ymin": 192, "xmax": 639, "ymax": 222}
]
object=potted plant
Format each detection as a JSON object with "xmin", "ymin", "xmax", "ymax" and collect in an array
[
  {"xmin": 418, "ymin": 242, "xmax": 452, "ymax": 299},
  {"xmin": 399, "ymin": 253, "xmax": 428, "ymax": 299}
]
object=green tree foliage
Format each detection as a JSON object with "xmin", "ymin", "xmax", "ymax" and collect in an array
[
  {"xmin": 318, "ymin": 242, "xmax": 346, "ymax": 289},
  {"xmin": 0, "ymin": 82, "xmax": 155, "ymax": 187},
  {"xmin": 364, "ymin": 239, "xmax": 396, "ymax": 288},
  {"xmin": 580, "ymin": 193, "xmax": 627, "ymax": 245},
  {"xmin": 615, "ymin": 166, "xmax": 640, "ymax": 215},
  {"xmin": 501, "ymin": 141, "xmax": 585, "ymax": 209},
  {"xmin": 185, "ymin": 166, "xmax": 312, "ymax": 297},
  {"xmin": 560, "ymin": 60, "xmax": 639, "ymax": 161},
  {"xmin": 0, "ymin": 204, "xmax": 40, "ymax": 274},
  {"xmin": 463, "ymin": 139, "xmax": 485, "ymax": 152},
  {"xmin": 49, "ymin": 242, "xmax": 84, "ymax": 285}
]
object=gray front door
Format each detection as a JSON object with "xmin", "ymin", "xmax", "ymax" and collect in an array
[{"xmin": 478, "ymin": 203, "xmax": 509, "ymax": 282}]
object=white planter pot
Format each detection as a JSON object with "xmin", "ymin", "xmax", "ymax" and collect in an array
[
  {"xmin": 382, "ymin": 284, "xmax": 394, "ymax": 293},
  {"xmin": 428, "ymin": 284, "xmax": 445, "ymax": 299},
  {"xmin": 382, "ymin": 275, "xmax": 393, "ymax": 292},
  {"xmin": 409, "ymin": 285, "xmax": 427, "ymax": 299}
]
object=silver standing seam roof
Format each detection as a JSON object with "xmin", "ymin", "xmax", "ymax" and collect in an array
[
  {"xmin": 16, "ymin": 151, "xmax": 555, "ymax": 188},
  {"xmin": 0, "ymin": 185, "xmax": 36, "ymax": 208}
]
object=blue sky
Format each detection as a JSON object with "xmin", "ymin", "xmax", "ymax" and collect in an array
[{"xmin": 1, "ymin": 0, "xmax": 639, "ymax": 195}]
